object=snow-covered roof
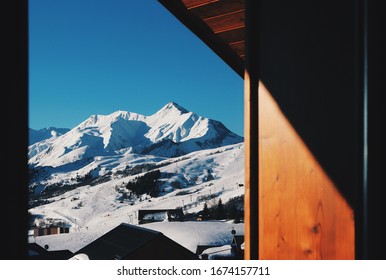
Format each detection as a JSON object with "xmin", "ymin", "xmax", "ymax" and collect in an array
[
  {"xmin": 71, "ymin": 223, "xmax": 199, "ymax": 260},
  {"xmin": 69, "ymin": 253, "xmax": 89, "ymax": 260}
]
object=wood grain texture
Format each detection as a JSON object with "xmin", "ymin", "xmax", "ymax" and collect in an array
[
  {"xmin": 244, "ymin": 69, "xmax": 259, "ymax": 259},
  {"xmin": 176, "ymin": 0, "xmax": 245, "ymax": 61},
  {"xmin": 244, "ymin": 70, "xmax": 252, "ymax": 259},
  {"xmin": 258, "ymin": 82, "xmax": 355, "ymax": 259}
]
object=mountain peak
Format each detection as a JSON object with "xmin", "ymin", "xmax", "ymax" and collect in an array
[
  {"xmin": 161, "ymin": 102, "xmax": 189, "ymax": 114},
  {"xmin": 110, "ymin": 110, "xmax": 133, "ymax": 119}
]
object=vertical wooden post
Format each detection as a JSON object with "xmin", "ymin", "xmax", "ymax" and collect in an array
[
  {"xmin": 258, "ymin": 83, "xmax": 355, "ymax": 259},
  {"xmin": 244, "ymin": 71, "xmax": 259, "ymax": 259},
  {"xmin": 244, "ymin": 0, "xmax": 259, "ymax": 260}
]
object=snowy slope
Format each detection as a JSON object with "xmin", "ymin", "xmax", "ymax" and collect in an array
[
  {"xmin": 29, "ymin": 143, "xmax": 245, "ymax": 255},
  {"xmin": 29, "ymin": 143, "xmax": 244, "ymax": 228},
  {"xmin": 29, "ymin": 127, "xmax": 70, "ymax": 145}
]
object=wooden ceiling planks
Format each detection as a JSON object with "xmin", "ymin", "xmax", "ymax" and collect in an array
[
  {"xmin": 216, "ymin": 26, "xmax": 244, "ymax": 44},
  {"xmin": 184, "ymin": 0, "xmax": 245, "ymax": 62},
  {"xmin": 181, "ymin": 0, "xmax": 220, "ymax": 9},
  {"xmin": 203, "ymin": 10, "xmax": 244, "ymax": 34},
  {"xmin": 185, "ymin": 0, "xmax": 244, "ymax": 18},
  {"xmin": 229, "ymin": 40, "xmax": 245, "ymax": 58},
  {"xmin": 159, "ymin": 0, "xmax": 245, "ymax": 77}
]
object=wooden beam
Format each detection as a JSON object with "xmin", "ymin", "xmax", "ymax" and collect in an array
[
  {"xmin": 244, "ymin": 71, "xmax": 258, "ymax": 260},
  {"xmin": 243, "ymin": 0, "xmax": 259, "ymax": 260},
  {"xmin": 258, "ymin": 82, "xmax": 354, "ymax": 259},
  {"xmin": 257, "ymin": 0, "xmax": 358, "ymax": 260}
]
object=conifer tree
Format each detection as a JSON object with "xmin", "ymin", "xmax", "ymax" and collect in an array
[
  {"xmin": 215, "ymin": 198, "xmax": 226, "ymax": 220},
  {"xmin": 202, "ymin": 202, "xmax": 210, "ymax": 219}
]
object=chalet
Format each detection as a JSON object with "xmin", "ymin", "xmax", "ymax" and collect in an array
[
  {"xmin": 195, "ymin": 234, "xmax": 244, "ymax": 260},
  {"xmin": 138, "ymin": 208, "xmax": 184, "ymax": 224},
  {"xmin": 33, "ymin": 225, "xmax": 70, "ymax": 237},
  {"xmin": 72, "ymin": 223, "xmax": 199, "ymax": 260}
]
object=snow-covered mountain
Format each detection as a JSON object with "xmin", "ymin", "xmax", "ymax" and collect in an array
[
  {"xmin": 29, "ymin": 127, "xmax": 70, "ymax": 145},
  {"xmin": 28, "ymin": 102, "xmax": 245, "ymax": 257},
  {"xmin": 28, "ymin": 102, "xmax": 243, "ymax": 168}
]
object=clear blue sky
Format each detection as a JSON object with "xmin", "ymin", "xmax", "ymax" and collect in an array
[{"xmin": 28, "ymin": 0, "xmax": 244, "ymax": 136}]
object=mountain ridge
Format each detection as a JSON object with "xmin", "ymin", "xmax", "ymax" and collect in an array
[{"xmin": 29, "ymin": 102, "xmax": 243, "ymax": 168}]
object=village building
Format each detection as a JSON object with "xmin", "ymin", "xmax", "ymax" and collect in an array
[
  {"xmin": 72, "ymin": 223, "xmax": 199, "ymax": 260},
  {"xmin": 127, "ymin": 208, "xmax": 184, "ymax": 225},
  {"xmin": 33, "ymin": 225, "xmax": 70, "ymax": 237},
  {"xmin": 138, "ymin": 208, "xmax": 184, "ymax": 224}
]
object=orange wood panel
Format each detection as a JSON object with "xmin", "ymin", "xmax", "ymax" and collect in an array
[
  {"xmin": 258, "ymin": 82, "xmax": 355, "ymax": 259},
  {"xmin": 244, "ymin": 70, "xmax": 252, "ymax": 259}
]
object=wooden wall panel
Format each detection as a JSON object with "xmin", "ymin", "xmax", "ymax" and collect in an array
[{"xmin": 258, "ymin": 82, "xmax": 355, "ymax": 259}]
